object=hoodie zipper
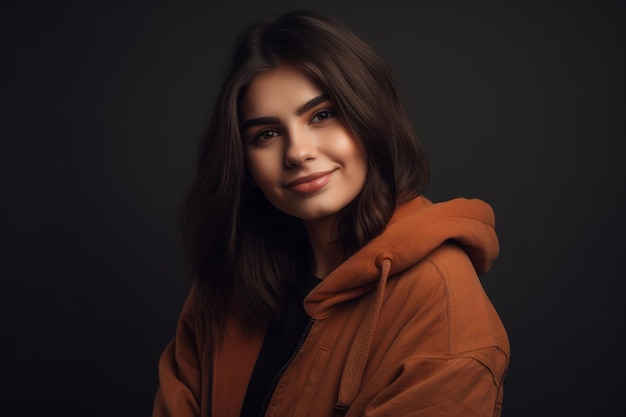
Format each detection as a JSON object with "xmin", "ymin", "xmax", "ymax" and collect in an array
[{"xmin": 257, "ymin": 318, "xmax": 316, "ymax": 417}]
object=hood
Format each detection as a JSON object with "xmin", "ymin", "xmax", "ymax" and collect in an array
[{"xmin": 304, "ymin": 195, "xmax": 499, "ymax": 319}]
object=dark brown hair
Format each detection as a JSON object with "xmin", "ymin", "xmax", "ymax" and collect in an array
[{"xmin": 182, "ymin": 10, "xmax": 429, "ymax": 331}]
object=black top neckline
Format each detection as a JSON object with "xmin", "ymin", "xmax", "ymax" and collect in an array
[{"xmin": 239, "ymin": 273, "xmax": 321, "ymax": 417}]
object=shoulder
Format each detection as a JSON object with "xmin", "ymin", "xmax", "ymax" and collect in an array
[
  {"xmin": 388, "ymin": 242, "xmax": 481, "ymax": 306},
  {"xmin": 384, "ymin": 242, "xmax": 507, "ymax": 355}
]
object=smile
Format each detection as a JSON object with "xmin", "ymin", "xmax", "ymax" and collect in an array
[{"xmin": 282, "ymin": 170, "xmax": 336, "ymax": 194}]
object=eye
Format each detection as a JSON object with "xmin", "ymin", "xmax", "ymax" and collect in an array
[
  {"xmin": 253, "ymin": 128, "xmax": 281, "ymax": 144},
  {"xmin": 311, "ymin": 109, "xmax": 336, "ymax": 123}
]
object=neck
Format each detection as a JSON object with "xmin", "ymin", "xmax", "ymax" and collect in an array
[{"xmin": 303, "ymin": 215, "xmax": 344, "ymax": 279}]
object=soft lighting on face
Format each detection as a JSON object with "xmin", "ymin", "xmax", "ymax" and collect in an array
[{"xmin": 241, "ymin": 64, "xmax": 367, "ymax": 221}]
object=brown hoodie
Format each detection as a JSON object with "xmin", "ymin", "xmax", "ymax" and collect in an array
[{"xmin": 153, "ymin": 196, "xmax": 510, "ymax": 417}]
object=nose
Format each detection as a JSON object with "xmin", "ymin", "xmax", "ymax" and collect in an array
[{"xmin": 284, "ymin": 127, "xmax": 318, "ymax": 167}]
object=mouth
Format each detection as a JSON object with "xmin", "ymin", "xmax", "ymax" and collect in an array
[{"xmin": 282, "ymin": 170, "xmax": 336, "ymax": 194}]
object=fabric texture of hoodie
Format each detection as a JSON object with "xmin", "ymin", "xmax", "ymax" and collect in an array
[{"xmin": 152, "ymin": 196, "xmax": 510, "ymax": 417}]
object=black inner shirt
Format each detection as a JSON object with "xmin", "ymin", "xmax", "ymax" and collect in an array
[{"xmin": 239, "ymin": 273, "xmax": 321, "ymax": 417}]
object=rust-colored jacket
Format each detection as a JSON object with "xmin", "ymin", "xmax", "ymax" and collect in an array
[{"xmin": 153, "ymin": 196, "xmax": 510, "ymax": 416}]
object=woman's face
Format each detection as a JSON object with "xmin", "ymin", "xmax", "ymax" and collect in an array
[{"xmin": 240, "ymin": 64, "xmax": 367, "ymax": 221}]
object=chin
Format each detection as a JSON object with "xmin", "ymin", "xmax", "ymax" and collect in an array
[{"xmin": 287, "ymin": 205, "xmax": 343, "ymax": 221}]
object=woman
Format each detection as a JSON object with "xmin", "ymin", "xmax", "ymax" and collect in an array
[{"xmin": 153, "ymin": 10, "xmax": 509, "ymax": 417}]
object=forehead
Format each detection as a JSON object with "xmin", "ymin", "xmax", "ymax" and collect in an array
[{"xmin": 240, "ymin": 65, "xmax": 323, "ymax": 119}]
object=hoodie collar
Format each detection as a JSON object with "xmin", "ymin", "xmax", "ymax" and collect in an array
[{"xmin": 303, "ymin": 195, "xmax": 499, "ymax": 319}]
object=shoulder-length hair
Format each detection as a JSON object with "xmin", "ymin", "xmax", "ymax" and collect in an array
[{"xmin": 182, "ymin": 10, "xmax": 429, "ymax": 330}]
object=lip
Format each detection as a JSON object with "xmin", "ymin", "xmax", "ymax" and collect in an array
[{"xmin": 283, "ymin": 170, "xmax": 336, "ymax": 194}]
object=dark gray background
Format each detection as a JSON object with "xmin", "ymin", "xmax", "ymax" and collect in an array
[{"xmin": 2, "ymin": 0, "xmax": 624, "ymax": 415}]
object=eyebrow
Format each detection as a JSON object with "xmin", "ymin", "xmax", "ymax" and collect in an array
[
  {"xmin": 295, "ymin": 93, "xmax": 329, "ymax": 116},
  {"xmin": 241, "ymin": 93, "xmax": 330, "ymax": 131}
]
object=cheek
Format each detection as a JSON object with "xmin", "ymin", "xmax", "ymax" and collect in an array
[
  {"xmin": 352, "ymin": 158, "xmax": 368, "ymax": 190},
  {"xmin": 342, "ymin": 138, "xmax": 367, "ymax": 179},
  {"xmin": 246, "ymin": 153, "xmax": 277, "ymax": 188}
]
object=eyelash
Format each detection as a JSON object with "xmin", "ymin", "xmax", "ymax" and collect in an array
[
  {"xmin": 311, "ymin": 108, "xmax": 336, "ymax": 123},
  {"xmin": 254, "ymin": 128, "xmax": 280, "ymax": 143},
  {"xmin": 250, "ymin": 108, "xmax": 337, "ymax": 144}
]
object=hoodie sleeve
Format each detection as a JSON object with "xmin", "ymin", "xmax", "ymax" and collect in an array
[{"xmin": 152, "ymin": 313, "xmax": 202, "ymax": 417}]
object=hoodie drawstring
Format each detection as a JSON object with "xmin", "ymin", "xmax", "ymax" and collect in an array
[{"xmin": 335, "ymin": 258, "xmax": 392, "ymax": 416}]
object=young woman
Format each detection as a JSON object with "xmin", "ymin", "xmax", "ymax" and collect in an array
[{"xmin": 153, "ymin": 10, "xmax": 509, "ymax": 417}]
